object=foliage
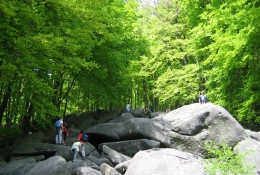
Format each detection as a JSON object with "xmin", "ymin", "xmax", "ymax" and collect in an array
[
  {"xmin": 1, "ymin": 0, "xmax": 260, "ymax": 133},
  {"xmin": 0, "ymin": 0, "xmax": 149, "ymax": 132},
  {"xmin": 134, "ymin": 0, "xmax": 198, "ymax": 110},
  {"xmin": 186, "ymin": 0, "xmax": 260, "ymax": 126},
  {"xmin": 0, "ymin": 124, "xmax": 23, "ymax": 143},
  {"xmin": 204, "ymin": 141, "xmax": 254, "ymax": 175}
]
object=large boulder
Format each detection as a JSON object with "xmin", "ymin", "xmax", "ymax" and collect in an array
[
  {"xmin": 149, "ymin": 112, "xmax": 165, "ymax": 119},
  {"xmin": 65, "ymin": 112, "xmax": 98, "ymax": 130},
  {"xmin": 11, "ymin": 140, "xmax": 97, "ymax": 162},
  {"xmin": 100, "ymin": 163, "xmax": 122, "ymax": 175},
  {"xmin": 10, "ymin": 155, "xmax": 45, "ymax": 162},
  {"xmin": 124, "ymin": 148, "xmax": 206, "ymax": 175},
  {"xmin": 107, "ymin": 113, "xmax": 134, "ymax": 123},
  {"xmin": 11, "ymin": 143, "xmax": 70, "ymax": 160},
  {"xmin": 0, "ymin": 158, "xmax": 37, "ymax": 175},
  {"xmin": 98, "ymin": 139, "xmax": 160, "ymax": 157},
  {"xmin": 72, "ymin": 167, "xmax": 102, "ymax": 175},
  {"xmin": 234, "ymin": 138, "xmax": 260, "ymax": 175},
  {"xmin": 0, "ymin": 155, "xmax": 7, "ymax": 167},
  {"xmin": 152, "ymin": 103, "xmax": 247, "ymax": 157},
  {"xmin": 19, "ymin": 131, "xmax": 46, "ymax": 144},
  {"xmin": 86, "ymin": 118, "xmax": 171, "ymax": 147},
  {"xmin": 24, "ymin": 155, "xmax": 72, "ymax": 175},
  {"xmin": 102, "ymin": 145, "xmax": 131, "ymax": 166},
  {"xmin": 129, "ymin": 108, "xmax": 146, "ymax": 118},
  {"xmin": 66, "ymin": 159, "xmax": 96, "ymax": 170},
  {"xmin": 97, "ymin": 110, "xmax": 122, "ymax": 124},
  {"xmin": 245, "ymin": 129, "xmax": 260, "ymax": 141}
]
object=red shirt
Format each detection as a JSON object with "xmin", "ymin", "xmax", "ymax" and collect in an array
[{"xmin": 78, "ymin": 133, "xmax": 83, "ymax": 142}]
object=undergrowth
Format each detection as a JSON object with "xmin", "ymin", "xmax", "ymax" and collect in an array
[{"xmin": 204, "ymin": 141, "xmax": 254, "ymax": 175}]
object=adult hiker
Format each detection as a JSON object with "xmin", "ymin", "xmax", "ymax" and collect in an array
[
  {"xmin": 62, "ymin": 121, "xmax": 69, "ymax": 145},
  {"xmin": 77, "ymin": 130, "xmax": 88, "ymax": 160},
  {"xmin": 54, "ymin": 117, "xmax": 63, "ymax": 145},
  {"xmin": 126, "ymin": 103, "xmax": 130, "ymax": 113},
  {"xmin": 69, "ymin": 140, "xmax": 83, "ymax": 162},
  {"xmin": 199, "ymin": 92, "xmax": 207, "ymax": 104}
]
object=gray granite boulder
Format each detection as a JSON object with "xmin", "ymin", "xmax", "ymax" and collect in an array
[
  {"xmin": 10, "ymin": 155, "xmax": 45, "ymax": 162},
  {"xmin": 129, "ymin": 108, "xmax": 146, "ymax": 118},
  {"xmin": 19, "ymin": 131, "xmax": 46, "ymax": 144},
  {"xmin": 0, "ymin": 155, "xmax": 7, "ymax": 168},
  {"xmin": 11, "ymin": 141, "xmax": 97, "ymax": 161},
  {"xmin": 86, "ymin": 118, "xmax": 171, "ymax": 147},
  {"xmin": 234, "ymin": 138, "xmax": 260, "ymax": 175},
  {"xmin": 114, "ymin": 160, "xmax": 131, "ymax": 175},
  {"xmin": 107, "ymin": 113, "xmax": 134, "ymax": 123},
  {"xmin": 124, "ymin": 148, "xmax": 206, "ymax": 175},
  {"xmin": 152, "ymin": 103, "xmax": 247, "ymax": 157},
  {"xmin": 67, "ymin": 159, "xmax": 96, "ymax": 170},
  {"xmin": 0, "ymin": 158, "xmax": 36, "ymax": 175},
  {"xmin": 72, "ymin": 167, "xmax": 101, "ymax": 175},
  {"xmin": 100, "ymin": 163, "xmax": 122, "ymax": 175},
  {"xmin": 85, "ymin": 155, "xmax": 101, "ymax": 166},
  {"xmin": 98, "ymin": 139, "xmax": 160, "ymax": 157},
  {"xmin": 245, "ymin": 129, "xmax": 260, "ymax": 141},
  {"xmin": 99, "ymin": 157, "xmax": 114, "ymax": 167},
  {"xmin": 102, "ymin": 145, "xmax": 131, "ymax": 166},
  {"xmin": 24, "ymin": 155, "xmax": 72, "ymax": 175}
]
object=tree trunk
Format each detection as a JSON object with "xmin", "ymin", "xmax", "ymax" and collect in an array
[
  {"xmin": 63, "ymin": 96, "xmax": 68, "ymax": 117},
  {"xmin": 0, "ymin": 84, "xmax": 12, "ymax": 124},
  {"xmin": 22, "ymin": 102, "xmax": 34, "ymax": 136},
  {"xmin": 142, "ymin": 78, "xmax": 148, "ymax": 110}
]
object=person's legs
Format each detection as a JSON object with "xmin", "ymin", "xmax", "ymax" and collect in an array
[
  {"xmin": 72, "ymin": 148, "xmax": 78, "ymax": 161},
  {"xmin": 81, "ymin": 143, "xmax": 85, "ymax": 159},
  {"xmin": 55, "ymin": 128, "xmax": 59, "ymax": 144},
  {"xmin": 58, "ymin": 128, "xmax": 62, "ymax": 144},
  {"xmin": 62, "ymin": 134, "xmax": 65, "ymax": 145},
  {"xmin": 55, "ymin": 134, "xmax": 58, "ymax": 144}
]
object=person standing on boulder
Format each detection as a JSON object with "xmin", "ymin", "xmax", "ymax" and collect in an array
[
  {"xmin": 199, "ymin": 92, "xmax": 207, "ymax": 104},
  {"xmin": 54, "ymin": 117, "xmax": 63, "ymax": 145},
  {"xmin": 126, "ymin": 103, "xmax": 130, "ymax": 113},
  {"xmin": 77, "ymin": 130, "xmax": 87, "ymax": 160}
]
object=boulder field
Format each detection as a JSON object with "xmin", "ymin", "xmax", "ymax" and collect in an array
[{"xmin": 0, "ymin": 103, "xmax": 260, "ymax": 175}]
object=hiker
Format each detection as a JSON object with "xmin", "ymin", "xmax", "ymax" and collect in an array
[
  {"xmin": 69, "ymin": 140, "xmax": 83, "ymax": 162},
  {"xmin": 77, "ymin": 130, "xmax": 88, "ymax": 160},
  {"xmin": 199, "ymin": 92, "xmax": 207, "ymax": 104},
  {"xmin": 150, "ymin": 104, "xmax": 154, "ymax": 112},
  {"xmin": 62, "ymin": 121, "xmax": 69, "ymax": 145},
  {"xmin": 54, "ymin": 117, "xmax": 63, "ymax": 144},
  {"xmin": 126, "ymin": 103, "xmax": 130, "ymax": 113}
]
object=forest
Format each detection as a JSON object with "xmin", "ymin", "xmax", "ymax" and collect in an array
[{"xmin": 0, "ymin": 0, "xmax": 260, "ymax": 135}]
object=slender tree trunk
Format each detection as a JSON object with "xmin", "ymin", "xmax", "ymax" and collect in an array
[
  {"xmin": 63, "ymin": 96, "xmax": 68, "ymax": 117},
  {"xmin": 22, "ymin": 102, "xmax": 34, "ymax": 136},
  {"xmin": 57, "ymin": 70, "xmax": 81, "ymax": 108},
  {"xmin": 0, "ymin": 84, "xmax": 12, "ymax": 124},
  {"xmin": 142, "ymin": 78, "xmax": 148, "ymax": 110},
  {"xmin": 109, "ymin": 102, "xmax": 113, "ymax": 111},
  {"xmin": 52, "ymin": 71, "xmax": 64, "ymax": 111}
]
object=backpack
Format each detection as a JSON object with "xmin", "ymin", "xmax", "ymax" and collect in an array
[
  {"xmin": 81, "ymin": 133, "xmax": 88, "ymax": 142},
  {"xmin": 62, "ymin": 127, "xmax": 68, "ymax": 134},
  {"xmin": 55, "ymin": 120, "xmax": 61, "ymax": 128}
]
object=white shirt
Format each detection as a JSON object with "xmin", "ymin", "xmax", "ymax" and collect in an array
[{"xmin": 71, "ymin": 142, "xmax": 81, "ymax": 152}]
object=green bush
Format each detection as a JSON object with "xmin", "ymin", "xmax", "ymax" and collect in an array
[
  {"xmin": 204, "ymin": 141, "xmax": 254, "ymax": 175},
  {"xmin": 0, "ymin": 124, "xmax": 23, "ymax": 143}
]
